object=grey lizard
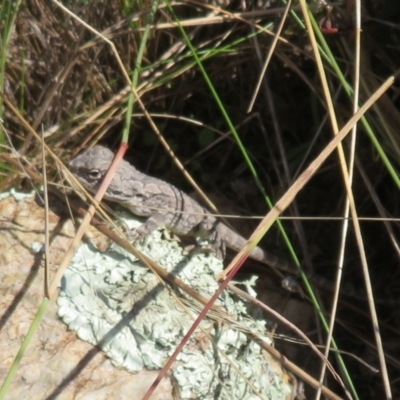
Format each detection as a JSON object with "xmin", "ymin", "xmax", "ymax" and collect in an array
[{"xmin": 68, "ymin": 145, "xmax": 296, "ymax": 276}]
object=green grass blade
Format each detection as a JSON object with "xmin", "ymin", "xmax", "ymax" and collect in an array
[{"xmin": 0, "ymin": 298, "xmax": 50, "ymax": 399}]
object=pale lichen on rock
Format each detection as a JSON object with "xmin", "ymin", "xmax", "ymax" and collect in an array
[{"xmin": 58, "ymin": 209, "xmax": 293, "ymax": 399}]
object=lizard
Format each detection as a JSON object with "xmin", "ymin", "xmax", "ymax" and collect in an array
[{"xmin": 67, "ymin": 145, "xmax": 310, "ymax": 289}]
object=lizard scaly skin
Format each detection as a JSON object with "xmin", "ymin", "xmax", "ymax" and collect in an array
[{"xmin": 69, "ymin": 145, "xmax": 296, "ymax": 275}]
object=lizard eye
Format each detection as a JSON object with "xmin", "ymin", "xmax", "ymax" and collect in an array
[{"xmin": 87, "ymin": 169, "xmax": 102, "ymax": 181}]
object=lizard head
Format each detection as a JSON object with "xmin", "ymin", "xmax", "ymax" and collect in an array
[{"xmin": 68, "ymin": 145, "xmax": 141, "ymax": 201}]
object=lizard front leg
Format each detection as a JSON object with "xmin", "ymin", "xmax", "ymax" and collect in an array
[{"xmin": 129, "ymin": 213, "xmax": 168, "ymax": 244}]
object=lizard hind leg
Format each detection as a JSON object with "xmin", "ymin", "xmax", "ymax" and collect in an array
[{"xmin": 195, "ymin": 224, "xmax": 226, "ymax": 260}]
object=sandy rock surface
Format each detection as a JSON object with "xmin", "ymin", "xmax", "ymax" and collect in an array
[{"xmin": 0, "ymin": 193, "xmax": 172, "ymax": 400}]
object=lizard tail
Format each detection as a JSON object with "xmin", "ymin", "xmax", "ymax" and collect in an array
[{"xmin": 217, "ymin": 223, "xmax": 296, "ymax": 275}]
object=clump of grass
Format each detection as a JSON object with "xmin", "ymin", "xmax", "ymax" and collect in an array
[{"xmin": 1, "ymin": 0, "xmax": 400, "ymax": 399}]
